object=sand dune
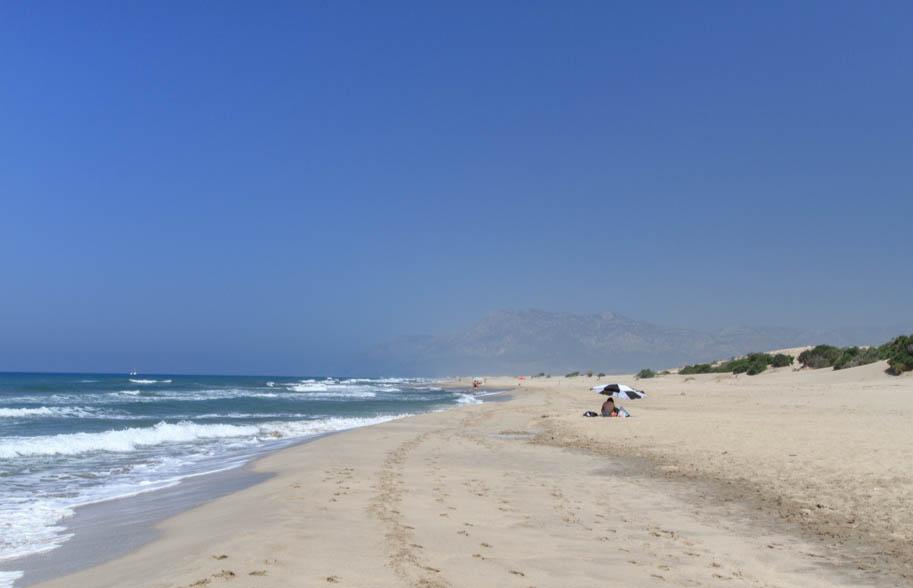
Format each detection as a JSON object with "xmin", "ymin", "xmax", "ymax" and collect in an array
[{"xmin": 28, "ymin": 361, "xmax": 911, "ymax": 587}]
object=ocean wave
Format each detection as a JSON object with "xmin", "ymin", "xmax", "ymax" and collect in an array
[
  {"xmin": 455, "ymin": 393, "xmax": 483, "ymax": 405},
  {"xmin": 191, "ymin": 412, "xmax": 312, "ymax": 419},
  {"xmin": 0, "ymin": 415, "xmax": 408, "ymax": 458},
  {"xmin": 284, "ymin": 383, "xmax": 377, "ymax": 398},
  {"xmin": 286, "ymin": 383, "xmax": 329, "ymax": 392},
  {"xmin": 0, "ymin": 406, "xmax": 97, "ymax": 419},
  {"xmin": 304, "ymin": 391, "xmax": 378, "ymax": 399},
  {"xmin": 128, "ymin": 379, "xmax": 172, "ymax": 384},
  {"xmin": 0, "ymin": 407, "xmax": 61, "ymax": 418}
]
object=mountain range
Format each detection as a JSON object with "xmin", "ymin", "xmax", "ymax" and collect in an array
[{"xmin": 369, "ymin": 309, "xmax": 908, "ymax": 375}]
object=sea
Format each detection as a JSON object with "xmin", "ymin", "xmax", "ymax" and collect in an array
[{"xmin": 0, "ymin": 372, "xmax": 489, "ymax": 587}]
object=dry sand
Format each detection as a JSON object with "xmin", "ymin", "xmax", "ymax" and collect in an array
[{"xmin": 29, "ymin": 361, "xmax": 912, "ymax": 587}]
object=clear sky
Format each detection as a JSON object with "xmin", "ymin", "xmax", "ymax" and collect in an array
[{"xmin": 1, "ymin": 2, "xmax": 911, "ymax": 374}]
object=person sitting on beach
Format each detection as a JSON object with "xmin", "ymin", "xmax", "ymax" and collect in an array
[{"xmin": 600, "ymin": 397, "xmax": 630, "ymax": 418}]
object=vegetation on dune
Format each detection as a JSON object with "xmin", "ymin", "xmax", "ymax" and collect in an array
[
  {"xmin": 770, "ymin": 353, "xmax": 794, "ymax": 368},
  {"xmin": 679, "ymin": 352, "xmax": 793, "ymax": 376},
  {"xmin": 832, "ymin": 346, "xmax": 882, "ymax": 370},
  {"xmin": 798, "ymin": 345, "xmax": 843, "ymax": 369},
  {"xmin": 799, "ymin": 342, "xmax": 887, "ymax": 371},
  {"xmin": 773, "ymin": 334, "xmax": 913, "ymax": 374},
  {"xmin": 882, "ymin": 334, "xmax": 913, "ymax": 375},
  {"xmin": 548, "ymin": 334, "xmax": 911, "ymax": 380},
  {"xmin": 679, "ymin": 363, "xmax": 714, "ymax": 375}
]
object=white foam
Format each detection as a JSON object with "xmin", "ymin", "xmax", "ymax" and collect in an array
[
  {"xmin": 455, "ymin": 393, "xmax": 483, "ymax": 405},
  {"xmin": 286, "ymin": 383, "xmax": 329, "ymax": 392},
  {"xmin": 0, "ymin": 415, "xmax": 408, "ymax": 458},
  {"xmin": 0, "ymin": 571, "xmax": 23, "ymax": 588},
  {"xmin": 0, "ymin": 422, "xmax": 260, "ymax": 458},
  {"xmin": 284, "ymin": 383, "xmax": 378, "ymax": 398},
  {"xmin": 0, "ymin": 407, "xmax": 57, "ymax": 418},
  {"xmin": 128, "ymin": 379, "xmax": 172, "ymax": 384},
  {"xmin": 0, "ymin": 406, "xmax": 96, "ymax": 419},
  {"xmin": 0, "ymin": 498, "xmax": 74, "ymax": 561},
  {"xmin": 305, "ymin": 390, "xmax": 377, "ymax": 399}
]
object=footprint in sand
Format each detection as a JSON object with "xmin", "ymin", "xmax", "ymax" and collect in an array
[
  {"xmin": 211, "ymin": 554, "xmax": 228, "ymax": 560},
  {"xmin": 212, "ymin": 569, "xmax": 236, "ymax": 579},
  {"xmin": 249, "ymin": 570, "xmax": 267, "ymax": 576},
  {"xmin": 326, "ymin": 576, "xmax": 340, "ymax": 583}
]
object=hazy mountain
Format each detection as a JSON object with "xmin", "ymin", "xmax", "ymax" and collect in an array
[{"xmin": 369, "ymin": 309, "xmax": 908, "ymax": 376}]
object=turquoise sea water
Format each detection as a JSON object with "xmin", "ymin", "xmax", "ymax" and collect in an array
[{"xmin": 0, "ymin": 373, "xmax": 486, "ymax": 586}]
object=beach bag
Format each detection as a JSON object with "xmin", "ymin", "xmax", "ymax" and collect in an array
[{"xmin": 583, "ymin": 411, "xmax": 598, "ymax": 417}]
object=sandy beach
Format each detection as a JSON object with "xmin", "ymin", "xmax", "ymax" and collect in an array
[{"xmin": 26, "ymin": 361, "xmax": 912, "ymax": 588}]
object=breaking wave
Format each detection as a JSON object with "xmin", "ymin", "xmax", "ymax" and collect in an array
[{"xmin": 0, "ymin": 415, "xmax": 409, "ymax": 459}]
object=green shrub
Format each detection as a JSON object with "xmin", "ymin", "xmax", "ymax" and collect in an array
[
  {"xmin": 882, "ymin": 335, "xmax": 913, "ymax": 375},
  {"xmin": 682, "ymin": 352, "xmax": 790, "ymax": 376},
  {"xmin": 771, "ymin": 353, "xmax": 794, "ymax": 368},
  {"xmin": 586, "ymin": 370, "xmax": 593, "ymax": 377},
  {"xmin": 680, "ymin": 363, "xmax": 713, "ymax": 375},
  {"xmin": 715, "ymin": 353, "xmax": 776, "ymax": 375},
  {"xmin": 565, "ymin": 371, "xmax": 579, "ymax": 378},
  {"xmin": 798, "ymin": 345, "xmax": 842, "ymax": 369},
  {"xmin": 636, "ymin": 368, "xmax": 656, "ymax": 379},
  {"xmin": 716, "ymin": 357, "xmax": 751, "ymax": 374},
  {"xmin": 832, "ymin": 347, "xmax": 881, "ymax": 370}
]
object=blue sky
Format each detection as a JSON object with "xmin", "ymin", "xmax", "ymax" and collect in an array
[{"xmin": 1, "ymin": 2, "xmax": 911, "ymax": 374}]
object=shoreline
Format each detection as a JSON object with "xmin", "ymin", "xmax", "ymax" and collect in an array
[
  {"xmin": 4, "ymin": 390, "xmax": 506, "ymax": 588},
  {"xmin": 19, "ymin": 369, "xmax": 913, "ymax": 587},
  {"xmin": 7, "ymin": 463, "xmax": 271, "ymax": 587}
]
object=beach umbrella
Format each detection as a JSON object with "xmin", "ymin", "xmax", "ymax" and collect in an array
[{"xmin": 590, "ymin": 383, "xmax": 646, "ymax": 400}]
